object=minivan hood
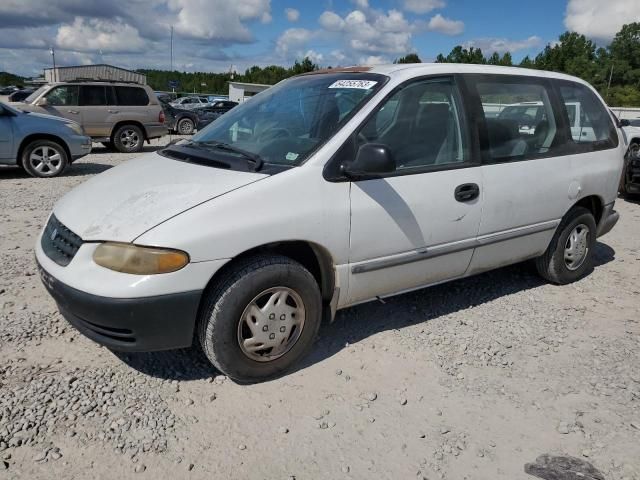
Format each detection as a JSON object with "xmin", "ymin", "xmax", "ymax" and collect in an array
[{"xmin": 54, "ymin": 152, "xmax": 267, "ymax": 242}]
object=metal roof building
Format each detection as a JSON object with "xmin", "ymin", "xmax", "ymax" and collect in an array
[
  {"xmin": 44, "ymin": 64, "xmax": 146, "ymax": 84},
  {"xmin": 228, "ymin": 81, "xmax": 271, "ymax": 103}
]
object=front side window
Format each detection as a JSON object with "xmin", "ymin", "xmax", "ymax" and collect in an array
[
  {"xmin": 115, "ymin": 86, "xmax": 149, "ymax": 106},
  {"xmin": 190, "ymin": 73, "xmax": 386, "ymax": 166},
  {"xmin": 476, "ymin": 80, "xmax": 558, "ymax": 163},
  {"xmin": 358, "ymin": 78, "xmax": 468, "ymax": 170},
  {"xmin": 45, "ymin": 85, "xmax": 79, "ymax": 106},
  {"xmin": 558, "ymin": 82, "xmax": 617, "ymax": 148}
]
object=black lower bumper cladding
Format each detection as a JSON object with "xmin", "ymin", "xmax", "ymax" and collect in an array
[{"xmin": 37, "ymin": 261, "xmax": 202, "ymax": 352}]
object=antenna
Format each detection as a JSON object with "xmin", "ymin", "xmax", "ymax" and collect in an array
[{"xmin": 170, "ymin": 26, "xmax": 174, "ymax": 72}]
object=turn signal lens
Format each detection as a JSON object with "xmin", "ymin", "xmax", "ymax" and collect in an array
[{"xmin": 93, "ymin": 242, "xmax": 189, "ymax": 275}]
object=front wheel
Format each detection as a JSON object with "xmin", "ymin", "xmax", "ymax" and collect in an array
[
  {"xmin": 198, "ymin": 255, "xmax": 322, "ymax": 382},
  {"xmin": 21, "ymin": 140, "xmax": 69, "ymax": 178},
  {"xmin": 535, "ymin": 206, "xmax": 597, "ymax": 284}
]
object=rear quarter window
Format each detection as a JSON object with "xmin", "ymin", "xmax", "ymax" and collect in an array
[
  {"xmin": 557, "ymin": 81, "xmax": 618, "ymax": 151},
  {"xmin": 115, "ymin": 86, "xmax": 149, "ymax": 106}
]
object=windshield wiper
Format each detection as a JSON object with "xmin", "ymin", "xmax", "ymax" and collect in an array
[{"xmin": 198, "ymin": 141, "xmax": 264, "ymax": 171}]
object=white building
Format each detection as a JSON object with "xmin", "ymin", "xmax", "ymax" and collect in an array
[{"xmin": 228, "ymin": 81, "xmax": 271, "ymax": 103}]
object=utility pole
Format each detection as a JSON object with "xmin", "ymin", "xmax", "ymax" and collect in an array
[
  {"xmin": 606, "ymin": 63, "xmax": 614, "ymax": 99},
  {"xmin": 170, "ymin": 26, "xmax": 173, "ymax": 72},
  {"xmin": 50, "ymin": 47, "xmax": 56, "ymax": 82}
]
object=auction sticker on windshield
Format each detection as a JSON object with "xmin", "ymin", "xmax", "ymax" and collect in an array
[{"xmin": 328, "ymin": 80, "xmax": 378, "ymax": 89}]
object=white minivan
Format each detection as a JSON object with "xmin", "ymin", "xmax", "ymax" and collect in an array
[{"xmin": 36, "ymin": 64, "xmax": 623, "ymax": 382}]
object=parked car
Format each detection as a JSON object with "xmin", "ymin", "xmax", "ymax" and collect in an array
[
  {"xmin": 13, "ymin": 81, "xmax": 166, "ymax": 153},
  {"xmin": 0, "ymin": 85, "xmax": 21, "ymax": 95},
  {"xmin": 193, "ymin": 100, "xmax": 238, "ymax": 130},
  {"xmin": 0, "ymin": 101, "xmax": 91, "ymax": 177},
  {"xmin": 620, "ymin": 118, "xmax": 640, "ymax": 195},
  {"xmin": 160, "ymin": 99, "xmax": 199, "ymax": 135},
  {"xmin": 36, "ymin": 65, "xmax": 623, "ymax": 382},
  {"xmin": 8, "ymin": 88, "xmax": 35, "ymax": 102},
  {"xmin": 170, "ymin": 96, "xmax": 210, "ymax": 110}
]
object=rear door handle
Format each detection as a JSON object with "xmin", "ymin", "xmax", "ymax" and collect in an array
[
  {"xmin": 454, "ymin": 183, "xmax": 480, "ymax": 202},
  {"xmin": 66, "ymin": 110, "xmax": 79, "ymax": 114},
  {"xmin": 108, "ymin": 110, "xmax": 119, "ymax": 113}
]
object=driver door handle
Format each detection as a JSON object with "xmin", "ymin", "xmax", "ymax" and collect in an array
[
  {"xmin": 454, "ymin": 183, "xmax": 480, "ymax": 202},
  {"xmin": 108, "ymin": 110, "xmax": 119, "ymax": 113},
  {"xmin": 66, "ymin": 110, "xmax": 79, "ymax": 114}
]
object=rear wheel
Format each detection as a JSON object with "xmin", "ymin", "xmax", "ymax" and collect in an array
[
  {"xmin": 198, "ymin": 255, "xmax": 322, "ymax": 382},
  {"xmin": 113, "ymin": 125, "xmax": 144, "ymax": 153},
  {"xmin": 620, "ymin": 142, "xmax": 639, "ymax": 197},
  {"xmin": 536, "ymin": 207, "xmax": 597, "ymax": 284},
  {"xmin": 21, "ymin": 140, "xmax": 68, "ymax": 178},
  {"xmin": 177, "ymin": 117, "xmax": 195, "ymax": 135}
]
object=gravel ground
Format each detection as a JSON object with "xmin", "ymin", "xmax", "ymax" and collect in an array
[{"xmin": 1, "ymin": 139, "xmax": 639, "ymax": 479}]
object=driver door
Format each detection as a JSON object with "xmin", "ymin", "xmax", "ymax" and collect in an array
[{"xmin": 346, "ymin": 77, "xmax": 483, "ymax": 305}]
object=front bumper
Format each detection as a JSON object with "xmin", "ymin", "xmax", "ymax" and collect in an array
[
  {"xmin": 69, "ymin": 135, "xmax": 92, "ymax": 160},
  {"xmin": 596, "ymin": 202, "xmax": 619, "ymax": 238},
  {"xmin": 38, "ymin": 260, "xmax": 201, "ymax": 352}
]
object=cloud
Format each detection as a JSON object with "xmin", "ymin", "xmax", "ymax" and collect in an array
[
  {"xmin": 56, "ymin": 17, "xmax": 147, "ymax": 53},
  {"xmin": 564, "ymin": 0, "xmax": 640, "ymax": 41},
  {"xmin": 318, "ymin": 8, "xmax": 414, "ymax": 57},
  {"xmin": 167, "ymin": 0, "xmax": 271, "ymax": 43},
  {"xmin": 319, "ymin": 11, "xmax": 346, "ymax": 31},
  {"xmin": 304, "ymin": 49, "xmax": 324, "ymax": 63},
  {"xmin": 402, "ymin": 0, "xmax": 445, "ymax": 14},
  {"xmin": 463, "ymin": 36, "xmax": 543, "ymax": 54},
  {"xmin": 427, "ymin": 14, "xmax": 463, "ymax": 35},
  {"xmin": 275, "ymin": 28, "xmax": 315, "ymax": 56},
  {"xmin": 285, "ymin": 7, "xmax": 299, "ymax": 22}
]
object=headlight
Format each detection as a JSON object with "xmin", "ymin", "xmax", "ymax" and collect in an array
[
  {"xmin": 93, "ymin": 242, "xmax": 189, "ymax": 275},
  {"xmin": 65, "ymin": 122, "xmax": 84, "ymax": 136}
]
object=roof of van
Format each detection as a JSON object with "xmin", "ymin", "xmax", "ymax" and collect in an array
[{"xmin": 311, "ymin": 63, "xmax": 591, "ymax": 86}]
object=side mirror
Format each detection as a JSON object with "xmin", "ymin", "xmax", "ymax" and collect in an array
[
  {"xmin": 620, "ymin": 119, "xmax": 630, "ymax": 127},
  {"xmin": 35, "ymin": 97, "xmax": 48, "ymax": 107},
  {"xmin": 341, "ymin": 143, "xmax": 395, "ymax": 180}
]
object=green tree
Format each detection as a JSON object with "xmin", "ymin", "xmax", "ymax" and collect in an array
[
  {"xmin": 436, "ymin": 46, "xmax": 486, "ymax": 64},
  {"xmin": 394, "ymin": 53, "xmax": 422, "ymax": 64}
]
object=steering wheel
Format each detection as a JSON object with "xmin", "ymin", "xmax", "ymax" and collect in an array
[{"xmin": 258, "ymin": 127, "xmax": 292, "ymax": 143}]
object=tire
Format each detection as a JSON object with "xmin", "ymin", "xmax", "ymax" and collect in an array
[
  {"xmin": 21, "ymin": 139, "xmax": 68, "ymax": 178},
  {"xmin": 535, "ymin": 206, "xmax": 597, "ymax": 284},
  {"xmin": 113, "ymin": 124, "xmax": 144, "ymax": 153},
  {"xmin": 620, "ymin": 142, "xmax": 638, "ymax": 197},
  {"xmin": 198, "ymin": 254, "xmax": 322, "ymax": 382},
  {"xmin": 177, "ymin": 117, "xmax": 195, "ymax": 135},
  {"xmin": 101, "ymin": 141, "xmax": 114, "ymax": 150}
]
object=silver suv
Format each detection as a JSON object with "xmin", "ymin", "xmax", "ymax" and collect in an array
[{"xmin": 14, "ymin": 81, "xmax": 167, "ymax": 153}]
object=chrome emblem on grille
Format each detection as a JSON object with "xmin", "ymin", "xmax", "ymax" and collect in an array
[{"xmin": 50, "ymin": 228, "xmax": 58, "ymax": 241}]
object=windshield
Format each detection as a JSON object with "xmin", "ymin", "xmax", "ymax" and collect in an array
[
  {"xmin": 189, "ymin": 73, "xmax": 387, "ymax": 166},
  {"xmin": 24, "ymin": 86, "xmax": 47, "ymax": 104}
]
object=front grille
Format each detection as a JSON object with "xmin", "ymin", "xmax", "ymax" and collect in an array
[{"xmin": 41, "ymin": 215, "xmax": 83, "ymax": 266}]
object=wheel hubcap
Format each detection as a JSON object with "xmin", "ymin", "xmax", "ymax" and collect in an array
[
  {"xmin": 120, "ymin": 129, "xmax": 140, "ymax": 150},
  {"xmin": 29, "ymin": 146, "xmax": 63, "ymax": 176},
  {"xmin": 179, "ymin": 120, "xmax": 192, "ymax": 134},
  {"xmin": 564, "ymin": 223, "xmax": 590, "ymax": 271},
  {"xmin": 237, "ymin": 287, "xmax": 306, "ymax": 362}
]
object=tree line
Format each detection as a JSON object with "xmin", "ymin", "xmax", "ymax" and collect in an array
[{"xmin": 3, "ymin": 23, "xmax": 640, "ymax": 106}]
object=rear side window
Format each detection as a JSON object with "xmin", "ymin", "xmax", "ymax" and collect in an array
[
  {"xmin": 115, "ymin": 86, "xmax": 149, "ymax": 106},
  {"xmin": 79, "ymin": 86, "xmax": 107, "ymax": 106},
  {"xmin": 557, "ymin": 82, "xmax": 618, "ymax": 150},
  {"xmin": 474, "ymin": 80, "xmax": 559, "ymax": 163}
]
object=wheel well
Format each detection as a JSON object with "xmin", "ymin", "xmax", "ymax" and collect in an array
[
  {"xmin": 206, "ymin": 241, "xmax": 335, "ymax": 303},
  {"xmin": 17, "ymin": 134, "xmax": 71, "ymax": 166},
  {"xmin": 110, "ymin": 120, "xmax": 147, "ymax": 141},
  {"xmin": 574, "ymin": 195, "xmax": 603, "ymax": 225}
]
